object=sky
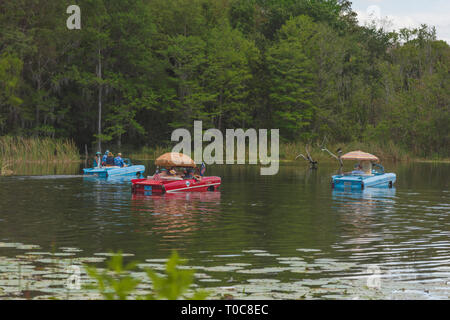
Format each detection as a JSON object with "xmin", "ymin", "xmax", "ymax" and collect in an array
[{"xmin": 351, "ymin": 0, "xmax": 450, "ymax": 43}]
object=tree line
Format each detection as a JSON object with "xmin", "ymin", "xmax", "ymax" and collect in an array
[{"xmin": 0, "ymin": 0, "xmax": 448, "ymax": 157}]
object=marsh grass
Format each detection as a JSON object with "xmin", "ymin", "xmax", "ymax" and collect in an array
[
  {"xmin": 129, "ymin": 145, "xmax": 172, "ymax": 160},
  {"xmin": 6, "ymin": 161, "xmax": 81, "ymax": 176},
  {"xmin": 281, "ymin": 141, "xmax": 411, "ymax": 162},
  {"xmin": 129, "ymin": 141, "xmax": 412, "ymax": 163},
  {"xmin": 0, "ymin": 159, "xmax": 13, "ymax": 176},
  {"xmin": 0, "ymin": 136, "xmax": 80, "ymax": 163}
]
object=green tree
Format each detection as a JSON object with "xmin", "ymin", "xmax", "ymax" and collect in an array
[
  {"xmin": 266, "ymin": 16, "xmax": 315, "ymax": 140},
  {"xmin": 203, "ymin": 23, "xmax": 259, "ymax": 130},
  {"xmin": 0, "ymin": 52, "xmax": 23, "ymax": 133}
]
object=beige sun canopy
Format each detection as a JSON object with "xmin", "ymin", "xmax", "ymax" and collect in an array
[
  {"xmin": 155, "ymin": 152, "xmax": 196, "ymax": 168},
  {"xmin": 341, "ymin": 150, "xmax": 380, "ymax": 163},
  {"xmin": 341, "ymin": 150, "xmax": 379, "ymax": 174}
]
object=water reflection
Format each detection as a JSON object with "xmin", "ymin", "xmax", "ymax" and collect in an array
[
  {"xmin": 332, "ymin": 188, "xmax": 396, "ymax": 211},
  {"xmin": 7, "ymin": 161, "xmax": 81, "ymax": 176},
  {"xmin": 82, "ymin": 175, "xmax": 138, "ymax": 185},
  {"xmin": 1, "ymin": 161, "xmax": 449, "ymax": 299},
  {"xmin": 131, "ymin": 193, "xmax": 221, "ymax": 239},
  {"xmin": 332, "ymin": 188, "xmax": 397, "ymax": 252}
]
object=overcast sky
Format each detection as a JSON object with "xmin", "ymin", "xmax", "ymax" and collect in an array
[{"xmin": 351, "ymin": 0, "xmax": 450, "ymax": 43}]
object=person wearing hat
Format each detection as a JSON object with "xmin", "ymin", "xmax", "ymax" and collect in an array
[
  {"xmin": 102, "ymin": 150, "xmax": 110, "ymax": 166},
  {"xmin": 156, "ymin": 167, "xmax": 168, "ymax": 178},
  {"xmin": 114, "ymin": 153, "xmax": 126, "ymax": 168},
  {"xmin": 167, "ymin": 167, "xmax": 178, "ymax": 176},
  {"xmin": 105, "ymin": 152, "xmax": 115, "ymax": 166},
  {"xmin": 94, "ymin": 152, "xmax": 102, "ymax": 168}
]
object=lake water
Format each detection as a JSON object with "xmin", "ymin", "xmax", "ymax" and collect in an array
[{"xmin": 0, "ymin": 161, "xmax": 449, "ymax": 299}]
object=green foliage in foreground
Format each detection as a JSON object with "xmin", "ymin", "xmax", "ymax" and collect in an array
[{"xmin": 85, "ymin": 251, "xmax": 208, "ymax": 300}]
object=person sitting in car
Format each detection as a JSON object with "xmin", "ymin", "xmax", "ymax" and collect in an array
[
  {"xmin": 183, "ymin": 168, "xmax": 194, "ymax": 179},
  {"xmin": 102, "ymin": 150, "xmax": 110, "ymax": 166},
  {"xmin": 114, "ymin": 153, "xmax": 127, "ymax": 168},
  {"xmin": 167, "ymin": 167, "xmax": 177, "ymax": 176},
  {"xmin": 93, "ymin": 152, "xmax": 102, "ymax": 168},
  {"xmin": 105, "ymin": 152, "xmax": 115, "ymax": 166}
]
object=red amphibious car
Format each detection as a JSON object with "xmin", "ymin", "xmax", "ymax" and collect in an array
[{"xmin": 131, "ymin": 152, "xmax": 221, "ymax": 194}]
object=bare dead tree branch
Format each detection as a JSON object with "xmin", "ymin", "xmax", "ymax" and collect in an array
[
  {"xmin": 305, "ymin": 145, "xmax": 316, "ymax": 163},
  {"xmin": 295, "ymin": 154, "xmax": 308, "ymax": 161},
  {"xmin": 317, "ymin": 136, "xmax": 344, "ymax": 174},
  {"xmin": 317, "ymin": 136, "xmax": 327, "ymax": 149},
  {"xmin": 296, "ymin": 144, "xmax": 318, "ymax": 169},
  {"xmin": 321, "ymin": 147, "xmax": 338, "ymax": 160},
  {"xmin": 320, "ymin": 143, "xmax": 344, "ymax": 168}
]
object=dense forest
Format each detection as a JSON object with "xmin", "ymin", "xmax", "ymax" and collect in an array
[{"xmin": 0, "ymin": 0, "xmax": 449, "ymax": 157}]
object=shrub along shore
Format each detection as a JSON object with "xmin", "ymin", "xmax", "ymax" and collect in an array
[
  {"xmin": 0, "ymin": 136, "xmax": 447, "ymax": 176},
  {"xmin": 127, "ymin": 141, "xmax": 448, "ymax": 163}
]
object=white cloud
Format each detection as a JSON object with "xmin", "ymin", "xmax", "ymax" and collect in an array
[{"xmin": 355, "ymin": 8, "xmax": 450, "ymax": 44}]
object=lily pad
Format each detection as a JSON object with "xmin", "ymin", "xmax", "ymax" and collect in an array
[
  {"xmin": 204, "ymin": 266, "xmax": 243, "ymax": 272},
  {"xmin": 236, "ymin": 267, "xmax": 289, "ymax": 274}
]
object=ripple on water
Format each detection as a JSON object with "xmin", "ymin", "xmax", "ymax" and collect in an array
[{"xmin": 0, "ymin": 163, "xmax": 449, "ymax": 299}]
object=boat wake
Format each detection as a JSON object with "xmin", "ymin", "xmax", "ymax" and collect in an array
[{"xmin": 14, "ymin": 175, "xmax": 83, "ymax": 180}]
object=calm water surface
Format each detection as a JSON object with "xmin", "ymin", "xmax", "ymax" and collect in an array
[{"xmin": 0, "ymin": 161, "xmax": 448, "ymax": 299}]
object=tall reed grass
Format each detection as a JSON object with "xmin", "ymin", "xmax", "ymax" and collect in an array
[
  {"xmin": 129, "ymin": 145, "xmax": 172, "ymax": 160},
  {"xmin": 0, "ymin": 136, "xmax": 80, "ymax": 163},
  {"xmin": 0, "ymin": 159, "xmax": 13, "ymax": 176}
]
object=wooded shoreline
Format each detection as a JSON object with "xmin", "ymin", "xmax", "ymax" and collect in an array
[
  {"xmin": 1, "ymin": 0, "xmax": 448, "ymax": 161},
  {"xmin": 1, "ymin": 136, "xmax": 449, "ymax": 166}
]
